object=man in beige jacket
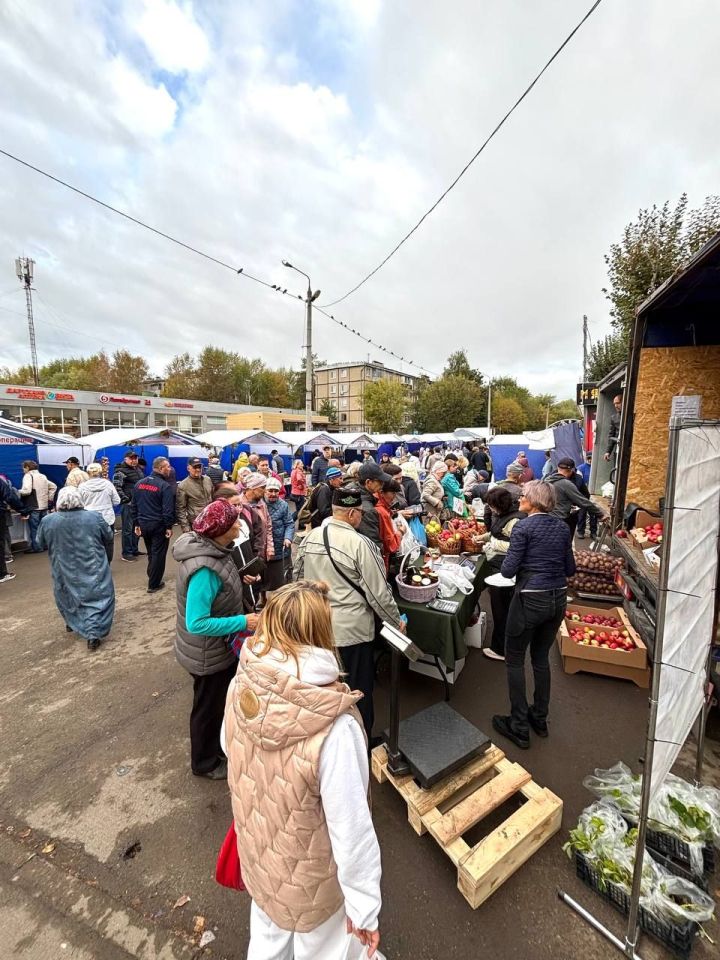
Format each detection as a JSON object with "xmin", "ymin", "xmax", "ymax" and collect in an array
[
  {"xmin": 176, "ymin": 458, "xmax": 213, "ymax": 533},
  {"xmin": 293, "ymin": 485, "xmax": 404, "ymax": 742}
]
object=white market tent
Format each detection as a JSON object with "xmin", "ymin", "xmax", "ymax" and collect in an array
[
  {"xmin": 370, "ymin": 433, "xmax": 403, "ymax": 445},
  {"xmin": 329, "ymin": 432, "xmax": 377, "ymax": 450},
  {"xmin": 400, "ymin": 434, "xmax": 424, "ymax": 443},
  {"xmin": 0, "ymin": 416, "xmax": 78, "ymax": 445},
  {"xmin": 78, "ymin": 427, "xmax": 203, "ymax": 459},
  {"xmin": 416, "ymin": 433, "xmax": 443, "ymax": 444},
  {"xmin": 273, "ymin": 431, "xmax": 336, "ymax": 450},
  {"xmin": 195, "ymin": 430, "xmax": 292, "ymax": 455},
  {"xmin": 454, "ymin": 427, "xmax": 488, "ymax": 441}
]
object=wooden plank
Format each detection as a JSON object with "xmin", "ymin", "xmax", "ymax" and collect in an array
[
  {"xmin": 371, "ymin": 747, "xmax": 388, "ymax": 784},
  {"xmin": 457, "ymin": 789, "xmax": 563, "ymax": 909},
  {"xmin": 426, "ymin": 764, "xmax": 532, "ymax": 847},
  {"xmin": 493, "ymin": 758, "xmax": 546, "ymax": 802},
  {"xmin": 402, "ymin": 746, "xmax": 505, "ymax": 816}
]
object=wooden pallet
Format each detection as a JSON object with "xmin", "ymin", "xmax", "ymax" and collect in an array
[{"xmin": 371, "ymin": 744, "xmax": 562, "ymax": 909}]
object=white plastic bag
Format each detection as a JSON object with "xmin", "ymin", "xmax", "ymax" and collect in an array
[
  {"xmin": 341, "ymin": 935, "xmax": 387, "ymax": 960},
  {"xmin": 437, "ymin": 565, "xmax": 474, "ymax": 598}
]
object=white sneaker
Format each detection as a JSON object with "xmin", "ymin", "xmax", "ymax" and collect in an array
[
  {"xmin": 482, "ymin": 648, "xmax": 505, "ymax": 661},
  {"xmin": 0, "ymin": 573, "xmax": 16, "ymax": 583}
]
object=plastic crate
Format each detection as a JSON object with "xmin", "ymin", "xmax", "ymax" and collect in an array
[
  {"xmin": 644, "ymin": 826, "xmax": 715, "ymax": 879},
  {"xmin": 575, "ymin": 852, "xmax": 699, "ymax": 960}
]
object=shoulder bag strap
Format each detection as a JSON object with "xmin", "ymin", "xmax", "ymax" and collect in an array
[{"xmin": 322, "ymin": 525, "xmax": 368, "ymax": 603}]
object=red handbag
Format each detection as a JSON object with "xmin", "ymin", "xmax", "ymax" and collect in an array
[{"xmin": 215, "ymin": 823, "xmax": 245, "ymax": 890}]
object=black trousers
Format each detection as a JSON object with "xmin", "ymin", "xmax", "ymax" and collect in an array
[
  {"xmin": 339, "ymin": 642, "xmax": 375, "ymax": 741},
  {"xmin": 190, "ymin": 664, "xmax": 237, "ymax": 774},
  {"xmin": 141, "ymin": 522, "xmax": 169, "ymax": 589},
  {"xmin": 489, "ymin": 584, "xmax": 513, "ymax": 655},
  {"xmin": 505, "ymin": 588, "xmax": 567, "ymax": 736},
  {"xmin": 564, "ymin": 512, "xmax": 579, "ymax": 540},
  {"xmin": 0, "ymin": 511, "xmax": 8, "ymax": 578}
]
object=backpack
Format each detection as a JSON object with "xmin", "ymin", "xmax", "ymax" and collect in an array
[{"xmin": 295, "ymin": 483, "xmax": 324, "ymax": 528}]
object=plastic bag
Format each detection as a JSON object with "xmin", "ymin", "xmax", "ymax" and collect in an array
[
  {"xmin": 582, "ymin": 762, "xmax": 641, "ymax": 816},
  {"xmin": 437, "ymin": 565, "xmax": 474, "ymax": 598},
  {"xmin": 408, "ymin": 515, "xmax": 427, "ymax": 546},
  {"xmin": 341, "ymin": 937, "xmax": 386, "ymax": 960}
]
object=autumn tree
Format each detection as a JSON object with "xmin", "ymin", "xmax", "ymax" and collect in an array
[
  {"xmin": 603, "ymin": 194, "xmax": 720, "ymax": 337},
  {"xmin": 163, "ymin": 353, "xmax": 198, "ymax": 398},
  {"xmin": 442, "ymin": 349, "xmax": 484, "ymax": 385},
  {"xmin": 108, "ymin": 350, "xmax": 148, "ymax": 394},
  {"xmin": 194, "ymin": 347, "xmax": 239, "ymax": 402},
  {"xmin": 363, "ymin": 380, "xmax": 408, "ymax": 432},
  {"xmin": 491, "ymin": 396, "xmax": 527, "ymax": 434}
]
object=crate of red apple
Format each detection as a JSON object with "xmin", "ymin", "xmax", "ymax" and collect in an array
[
  {"xmin": 628, "ymin": 509, "xmax": 664, "ymax": 545},
  {"xmin": 557, "ymin": 603, "xmax": 649, "ymax": 688}
]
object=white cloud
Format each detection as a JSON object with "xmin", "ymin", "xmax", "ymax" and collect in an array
[
  {"xmin": 108, "ymin": 57, "xmax": 177, "ymax": 137},
  {"xmin": 135, "ymin": 0, "xmax": 210, "ymax": 73}
]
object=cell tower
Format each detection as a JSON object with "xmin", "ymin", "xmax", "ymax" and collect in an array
[{"xmin": 15, "ymin": 257, "xmax": 39, "ymax": 386}]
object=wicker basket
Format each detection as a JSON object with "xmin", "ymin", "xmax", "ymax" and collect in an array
[
  {"xmin": 426, "ymin": 531, "xmax": 439, "ymax": 548},
  {"xmin": 395, "ymin": 552, "xmax": 439, "ymax": 603},
  {"xmin": 438, "ymin": 537, "xmax": 462, "ymax": 555},
  {"xmin": 461, "ymin": 534, "xmax": 485, "ymax": 554}
]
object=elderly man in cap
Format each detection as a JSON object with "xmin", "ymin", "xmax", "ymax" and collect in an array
[
  {"xmin": 294, "ymin": 485, "xmax": 404, "ymax": 742},
  {"xmin": 113, "ymin": 450, "xmax": 145, "ymax": 561},
  {"xmin": 309, "ymin": 465, "xmax": 344, "ymax": 528},
  {"xmin": 177, "ymin": 457, "xmax": 214, "ymax": 533},
  {"xmin": 544, "ymin": 457, "xmax": 607, "ymax": 538},
  {"xmin": 64, "ymin": 456, "xmax": 89, "ymax": 488},
  {"xmin": 356, "ymin": 461, "xmax": 384, "ymax": 547}
]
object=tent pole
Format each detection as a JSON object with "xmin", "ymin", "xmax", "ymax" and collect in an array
[
  {"xmin": 558, "ymin": 891, "xmax": 643, "ymax": 958},
  {"xmin": 624, "ymin": 417, "xmax": 681, "ymax": 955}
]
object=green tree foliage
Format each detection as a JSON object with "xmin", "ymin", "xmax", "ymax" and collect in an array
[
  {"xmin": 549, "ymin": 398, "xmax": 581, "ymax": 422},
  {"xmin": 2, "ymin": 351, "xmax": 147, "ymax": 392},
  {"xmin": 603, "ymin": 194, "xmax": 720, "ymax": 337},
  {"xmin": 363, "ymin": 380, "xmax": 408, "ymax": 432},
  {"xmin": 586, "ymin": 332, "xmax": 629, "ymax": 382},
  {"xmin": 163, "ymin": 352, "xmax": 197, "ymax": 398},
  {"xmin": 318, "ymin": 398, "xmax": 339, "ymax": 425},
  {"xmin": 491, "ymin": 396, "xmax": 527, "ymax": 434},
  {"xmin": 442, "ymin": 349, "xmax": 484, "ymax": 385},
  {"xmin": 107, "ymin": 350, "xmax": 148, "ymax": 394},
  {"xmin": 415, "ymin": 375, "xmax": 485, "ymax": 433}
]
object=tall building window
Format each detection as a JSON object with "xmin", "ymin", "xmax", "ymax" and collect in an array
[{"xmin": 340, "ymin": 368, "xmax": 348, "ymax": 378}]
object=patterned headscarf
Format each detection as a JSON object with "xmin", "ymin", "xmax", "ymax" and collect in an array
[{"xmin": 192, "ymin": 499, "xmax": 239, "ymax": 538}]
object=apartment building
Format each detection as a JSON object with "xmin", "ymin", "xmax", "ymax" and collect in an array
[{"xmin": 314, "ymin": 361, "xmax": 424, "ymax": 432}]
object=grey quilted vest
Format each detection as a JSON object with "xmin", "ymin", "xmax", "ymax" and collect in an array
[{"xmin": 173, "ymin": 532, "xmax": 243, "ymax": 676}]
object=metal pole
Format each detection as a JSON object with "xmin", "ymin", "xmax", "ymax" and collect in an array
[
  {"xmin": 583, "ymin": 315, "xmax": 588, "ymax": 382},
  {"xmin": 24, "ymin": 279, "xmax": 39, "ymax": 386},
  {"xmin": 487, "ymin": 381, "xmax": 492, "ymax": 435},
  {"xmin": 305, "ymin": 284, "xmax": 312, "ymax": 431},
  {"xmin": 623, "ymin": 416, "xmax": 681, "ymax": 956},
  {"xmin": 558, "ymin": 891, "xmax": 640, "ymax": 957}
]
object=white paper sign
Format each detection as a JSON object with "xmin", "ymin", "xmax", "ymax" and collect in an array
[{"xmin": 670, "ymin": 395, "xmax": 702, "ymax": 421}]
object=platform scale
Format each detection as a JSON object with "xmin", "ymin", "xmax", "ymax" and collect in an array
[{"xmin": 377, "ymin": 622, "xmax": 563, "ymax": 908}]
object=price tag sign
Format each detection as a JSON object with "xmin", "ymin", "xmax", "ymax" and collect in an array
[{"xmin": 670, "ymin": 395, "xmax": 702, "ymax": 421}]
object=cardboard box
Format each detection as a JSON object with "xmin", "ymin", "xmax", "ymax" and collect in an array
[
  {"xmin": 630, "ymin": 509, "xmax": 663, "ymax": 545},
  {"xmin": 558, "ymin": 603, "xmax": 650, "ymax": 688}
]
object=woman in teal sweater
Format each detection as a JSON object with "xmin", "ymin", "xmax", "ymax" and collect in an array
[
  {"xmin": 441, "ymin": 459, "xmax": 466, "ymax": 515},
  {"xmin": 173, "ymin": 499, "xmax": 260, "ymax": 779}
]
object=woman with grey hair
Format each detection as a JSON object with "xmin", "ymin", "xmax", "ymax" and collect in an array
[
  {"xmin": 79, "ymin": 463, "xmax": 120, "ymax": 561},
  {"xmin": 420, "ymin": 461, "xmax": 447, "ymax": 520},
  {"xmin": 492, "ymin": 479, "xmax": 575, "ymax": 750},
  {"xmin": 37, "ymin": 487, "xmax": 115, "ymax": 651}
]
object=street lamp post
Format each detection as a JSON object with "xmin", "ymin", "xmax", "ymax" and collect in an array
[{"xmin": 282, "ymin": 261, "xmax": 321, "ymax": 430}]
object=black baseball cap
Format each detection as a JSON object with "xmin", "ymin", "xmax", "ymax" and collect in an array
[
  {"xmin": 358, "ymin": 462, "xmax": 385, "ymax": 483},
  {"xmin": 558, "ymin": 457, "xmax": 576, "ymax": 469},
  {"xmin": 333, "ymin": 485, "xmax": 363, "ymax": 508},
  {"xmin": 188, "ymin": 457, "xmax": 203, "ymax": 467},
  {"xmin": 124, "ymin": 451, "xmax": 138, "ymax": 459},
  {"xmin": 64, "ymin": 456, "xmax": 80, "ymax": 466}
]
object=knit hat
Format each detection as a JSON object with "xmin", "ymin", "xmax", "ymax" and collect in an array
[
  {"xmin": 245, "ymin": 473, "xmax": 267, "ymax": 489},
  {"xmin": 265, "ymin": 477, "xmax": 282, "ymax": 491},
  {"xmin": 326, "ymin": 466, "xmax": 343, "ymax": 480},
  {"xmin": 192, "ymin": 499, "xmax": 239, "ymax": 537}
]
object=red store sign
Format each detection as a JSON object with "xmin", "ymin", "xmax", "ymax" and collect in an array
[
  {"xmin": 163, "ymin": 401, "xmax": 194, "ymax": 409},
  {"xmin": 98, "ymin": 394, "xmax": 148, "ymax": 405},
  {"xmin": 6, "ymin": 387, "xmax": 76, "ymax": 402}
]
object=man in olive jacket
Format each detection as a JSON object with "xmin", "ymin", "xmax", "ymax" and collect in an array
[{"xmin": 176, "ymin": 458, "xmax": 213, "ymax": 533}]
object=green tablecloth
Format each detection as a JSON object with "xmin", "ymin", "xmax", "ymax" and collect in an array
[{"xmin": 394, "ymin": 558, "xmax": 490, "ymax": 669}]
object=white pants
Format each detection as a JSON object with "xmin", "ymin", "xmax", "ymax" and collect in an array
[{"xmin": 247, "ymin": 902, "xmax": 352, "ymax": 960}]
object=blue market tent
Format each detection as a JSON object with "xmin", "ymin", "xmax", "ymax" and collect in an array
[
  {"xmin": 78, "ymin": 427, "xmax": 207, "ymax": 481},
  {"xmin": 195, "ymin": 430, "xmax": 294, "ymax": 473}
]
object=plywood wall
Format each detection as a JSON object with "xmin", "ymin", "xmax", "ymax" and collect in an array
[{"xmin": 626, "ymin": 346, "xmax": 720, "ymax": 509}]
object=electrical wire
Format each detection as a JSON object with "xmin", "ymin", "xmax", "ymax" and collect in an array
[
  {"xmin": 320, "ymin": 0, "xmax": 604, "ymax": 308},
  {"xmin": 0, "ymin": 148, "xmax": 437, "ymax": 375}
]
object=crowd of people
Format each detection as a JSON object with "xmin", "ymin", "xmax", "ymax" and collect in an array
[{"xmin": 0, "ymin": 437, "xmax": 610, "ymax": 957}]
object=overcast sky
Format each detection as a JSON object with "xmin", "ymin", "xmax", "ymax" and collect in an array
[{"xmin": 1, "ymin": 0, "xmax": 718, "ymax": 398}]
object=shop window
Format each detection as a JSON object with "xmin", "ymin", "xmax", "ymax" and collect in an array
[
  {"xmin": 133, "ymin": 413, "xmax": 149, "ymax": 426},
  {"xmin": 103, "ymin": 411, "xmax": 121, "ymax": 428},
  {"xmin": 87, "ymin": 410, "xmax": 104, "ymax": 427},
  {"xmin": 190, "ymin": 416, "xmax": 202, "ymax": 432},
  {"xmin": 3, "ymin": 406, "xmax": 22, "ymax": 423},
  {"xmin": 120, "ymin": 411, "xmax": 136, "ymax": 427},
  {"xmin": 207, "ymin": 416, "xmax": 226, "ymax": 425},
  {"xmin": 19, "ymin": 406, "xmax": 43, "ymax": 428},
  {"xmin": 164, "ymin": 415, "xmax": 179, "ymax": 428}
]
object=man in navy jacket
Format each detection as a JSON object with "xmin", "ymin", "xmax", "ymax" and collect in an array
[
  {"xmin": 0, "ymin": 476, "xmax": 25, "ymax": 583},
  {"xmin": 131, "ymin": 457, "xmax": 175, "ymax": 593}
]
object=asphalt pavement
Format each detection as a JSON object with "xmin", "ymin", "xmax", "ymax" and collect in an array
[{"xmin": 1, "ymin": 540, "xmax": 718, "ymax": 959}]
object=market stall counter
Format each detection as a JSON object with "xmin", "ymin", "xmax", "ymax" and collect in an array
[{"xmin": 394, "ymin": 556, "xmax": 489, "ymax": 671}]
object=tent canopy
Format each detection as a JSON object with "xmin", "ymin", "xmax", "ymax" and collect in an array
[
  {"xmin": 78, "ymin": 427, "xmax": 199, "ymax": 456},
  {"xmin": 194, "ymin": 429, "xmax": 291, "ymax": 452},
  {"xmin": 454, "ymin": 428, "xmax": 487, "ymax": 441},
  {"xmin": 273, "ymin": 431, "xmax": 336, "ymax": 449},
  {"xmin": 329, "ymin": 432, "xmax": 377, "ymax": 450},
  {"xmin": 0, "ymin": 416, "xmax": 77, "ymax": 445},
  {"xmin": 370, "ymin": 433, "xmax": 402, "ymax": 444}
]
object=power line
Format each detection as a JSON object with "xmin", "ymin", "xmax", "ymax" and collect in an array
[
  {"xmin": 314, "ymin": 305, "xmax": 437, "ymax": 377},
  {"xmin": 0, "ymin": 147, "xmax": 437, "ymax": 376},
  {"xmin": 320, "ymin": 0, "xmax": 604, "ymax": 308}
]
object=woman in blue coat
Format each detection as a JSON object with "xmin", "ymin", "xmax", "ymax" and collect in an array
[
  {"xmin": 38, "ymin": 487, "xmax": 115, "ymax": 651},
  {"xmin": 264, "ymin": 477, "xmax": 294, "ymax": 591}
]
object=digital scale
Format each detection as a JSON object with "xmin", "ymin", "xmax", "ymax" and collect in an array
[{"xmin": 381, "ymin": 622, "xmax": 491, "ymax": 788}]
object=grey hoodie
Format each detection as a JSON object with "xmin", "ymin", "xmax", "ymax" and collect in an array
[{"xmin": 544, "ymin": 473, "xmax": 604, "ymax": 520}]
